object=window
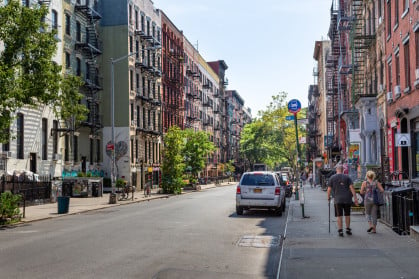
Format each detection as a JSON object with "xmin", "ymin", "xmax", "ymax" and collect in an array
[
  {"xmin": 136, "ymin": 73, "xmax": 140, "ymax": 91},
  {"xmin": 52, "ymin": 120, "xmax": 58, "ymax": 154},
  {"xmin": 416, "ymin": 32, "xmax": 419, "ymax": 69},
  {"xmin": 76, "ymin": 57, "xmax": 81, "ymax": 76},
  {"xmin": 129, "ymin": 36, "xmax": 133, "ymax": 53},
  {"xmin": 16, "ymin": 113, "xmax": 24, "ymax": 159},
  {"xmin": 76, "ymin": 21, "xmax": 81, "ymax": 42},
  {"xmin": 73, "ymin": 135, "xmax": 78, "ymax": 162},
  {"xmin": 135, "ymin": 10, "xmax": 138, "ymax": 30},
  {"xmin": 96, "ymin": 139, "xmax": 101, "ymax": 162},
  {"xmin": 141, "ymin": 14, "xmax": 145, "ymax": 31},
  {"xmin": 65, "ymin": 14, "xmax": 71, "ymax": 35},
  {"xmin": 136, "ymin": 105, "xmax": 140, "ymax": 124},
  {"xmin": 395, "ymin": 0, "xmax": 399, "ymax": 26},
  {"xmin": 42, "ymin": 118, "xmax": 47, "ymax": 160},
  {"xmin": 404, "ymin": 42, "xmax": 410, "ymax": 88},
  {"xmin": 51, "ymin": 10, "xmax": 58, "ymax": 30},
  {"xmin": 403, "ymin": 0, "xmax": 408, "ymax": 12},
  {"xmin": 2, "ymin": 126, "xmax": 10, "ymax": 152},
  {"xmin": 129, "ymin": 4, "xmax": 132, "ymax": 23},
  {"xmin": 130, "ymin": 70, "xmax": 133, "ymax": 91},
  {"xmin": 396, "ymin": 52, "xmax": 400, "ymax": 85},
  {"xmin": 378, "ymin": 0, "xmax": 382, "ymax": 20},
  {"xmin": 131, "ymin": 139, "xmax": 134, "ymax": 163},
  {"xmin": 130, "ymin": 103, "xmax": 134, "ymax": 121},
  {"xmin": 388, "ymin": 61, "xmax": 392, "ymax": 92},
  {"xmin": 65, "ymin": 134, "xmax": 69, "ymax": 162},
  {"xmin": 387, "ymin": 1, "xmax": 391, "ymax": 37},
  {"xmin": 65, "ymin": 52, "xmax": 71, "ymax": 68}
]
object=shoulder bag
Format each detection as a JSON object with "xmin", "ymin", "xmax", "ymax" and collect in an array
[{"xmin": 373, "ymin": 185, "xmax": 384, "ymax": 206}]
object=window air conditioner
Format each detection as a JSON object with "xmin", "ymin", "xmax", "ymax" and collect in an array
[
  {"xmin": 415, "ymin": 69, "xmax": 419, "ymax": 80},
  {"xmin": 394, "ymin": 85, "xmax": 401, "ymax": 98},
  {"xmin": 386, "ymin": 92, "xmax": 393, "ymax": 103},
  {"xmin": 52, "ymin": 153, "xmax": 62, "ymax": 161},
  {"xmin": 1, "ymin": 151, "xmax": 12, "ymax": 158}
]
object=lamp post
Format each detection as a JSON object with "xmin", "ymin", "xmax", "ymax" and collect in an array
[{"xmin": 109, "ymin": 51, "xmax": 140, "ymax": 203}]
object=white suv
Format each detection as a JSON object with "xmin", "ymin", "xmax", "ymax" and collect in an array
[{"xmin": 236, "ymin": 171, "xmax": 286, "ymax": 216}]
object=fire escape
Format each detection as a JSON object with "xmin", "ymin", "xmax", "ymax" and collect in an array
[
  {"xmin": 134, "ymin": 25, "xmax": 162, "ymax": 137},
  {"xmin": 350, "ymin": 0, "xmax": 375, "ymax": 103},
  {"xmin": 74, "ymin": 0, "xmax": 103, "ymax": 137},
  {"xmin": 326, "ymin": 1, "xmax": 340, "ymax": 159},
  {"xmin": 307, "ymin": 84, "xmax": 320, "ymax": 161},
  {"xmin": 185, "ymin": 63, "xmax": 200, "ymax": 128}
]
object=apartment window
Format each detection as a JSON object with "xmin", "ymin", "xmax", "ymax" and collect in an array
[
  {"xmin": 388, "ymin": 61, "xmax": 392, "ymax": 92},
  {"xmin": 51, "ymin": 10, "xmax": 58, "ymax": 30},
  {"xmin": 135, "ymin": 10, "xmax": 138, "ymax": 30},
  {"xmin": 396, "ymin": 52, "xmax": 400, "ymax": 85},
  {"xmin": 378, "ymin": 0, "xmax": 382, "ymax": 19},
  {"xmin": 143, "ymin": 108, "xmax": 146, "ymax": 129},
  {"xmin": 131, "ymin": 139, "xmax": 134, "ymax": 163},
  {"xmin": 416, "ymin": 32, "xmax": 419, "ymax": 69},
  {"xmin": 142, "ymin": 77, "xmax": 146, "ymax": 96},
  {"xmin": 129, "ymin": 36, "xmax": 133, "ymax": 53},
  {"xmin": 147, "ymin": 20, "xmax": 150, "ymax": 36},
  {"xmin": 129, "ymin": 4, "xmax": 132, "ymax": 23},
  {"xmin": 136, "ymin": 105, "xmax": 140, "ymax": 124},
  {"xmin": 130, "ymin": 70, "xmax": 134, "ymax": 91},
  {"xmin": 136, "ymin": 73, "xmax": 140, "ymax": 91},
  {"xmin": 403, "ymin": 0, "xmax": 408, "ymax": 12},
  {"xmin": 135, "ymin": 40, "xmax": 139, "ymax": 58},
  {"xmin": 76, "ymin": 21, "xmax": 81, "ymax": 42},
  {"xmin": 65, "ymin": 52, "xmax": 71, "ymax": 68},
  {"xmin": 86, "ymin": 62, "xmax": 90, "ymax": 80},
  {"xmin": 404, "ymin": 41, "xmax": 410, "ymax": 88},
  {"xmin": 52, "ymin": 120, "xmax": 58, "ymax": 154},
  {"xmin": 16, "ymin": 113, "xmax": 24, "ymax": 159},
  {"xmin": 130, "ymin": 103, "xmax": 134, "ymax": 121},
  {"xmin": 144, "ymin": 141, "xmax": 147, "ymax": 163},
  {"xmin": 148, "ymin": 80, "xmax": 151, "ymax": 97},
  {"xmin": 148, "ymin": 110, "xmax": 151, "ymax": 127},
  {"xmin": 395, "ymin": 0, "xmax": 399, "ymax": 26},
  {"xmin": 141, "ymin": 14, "xmax": 145, "ymax": 31},
  {"xmin": 135, "ymin": 139, "xmax": 138, "ymax": 161},
  {"xmin": 2, "ymin": 126, "xmax": 10, "ymax": 152},
  {"xmin": 73, "ymin": 135, "xmax": 78, "ymax": 162},
  {"xmin": 387, "ymin": 1, "xmax": 391, "ymax": 37},
  {"xmin": 76, "ymin": 57, "xmax": 81, "ymax": 76},
  {"xmin": 65, "ymin": 14, "xmax": 71, "ymax": 35},
  {"xmin": 42, "ymin": 118, "xmax": 47, "ymax": 160},
  {"xmin": 64, "ymin": 134, "xmax": 69, "ymax": 162}
]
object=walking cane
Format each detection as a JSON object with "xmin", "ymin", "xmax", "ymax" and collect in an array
[{"xmin": 328, "ymin": 198, "xmax": 331, "ymax": 234}]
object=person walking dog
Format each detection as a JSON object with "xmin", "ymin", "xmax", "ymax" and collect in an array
[
  {"xmin": 327, "ymin": 164, "xmax": 359, "ymax": 237},
  {"xmin": 360, "ymin": 170, "xmax": 384, "ymax": 234}
]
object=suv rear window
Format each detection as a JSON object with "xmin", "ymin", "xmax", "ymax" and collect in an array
[{"xmin": 241, "ymin": 174, "xmax": 275, "ymax": 186}]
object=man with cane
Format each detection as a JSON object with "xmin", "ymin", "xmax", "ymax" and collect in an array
[{"xmin": 327, "ymin": 164, "xmax": 358, "ymax": 237}]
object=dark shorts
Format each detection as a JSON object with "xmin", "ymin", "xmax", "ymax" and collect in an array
[{"xmin": 334, "ymin": 203, "xmax": 351, "ymax": 217}]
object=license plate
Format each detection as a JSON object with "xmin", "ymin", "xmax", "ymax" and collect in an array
[{"xmin": 254, "ymin": 188, "xmax": 262, "ymax": 193}]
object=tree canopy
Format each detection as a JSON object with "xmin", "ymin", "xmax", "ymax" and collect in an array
[{"xmin": 0, "ymin": 1, "xmax": 87, "ymax": 142}]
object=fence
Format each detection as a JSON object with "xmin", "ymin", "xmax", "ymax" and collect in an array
[{"xmin": 1, "ymin": 174, "xmax": 52, "ymax": 205}]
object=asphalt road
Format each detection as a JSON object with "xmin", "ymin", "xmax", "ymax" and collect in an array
[{"xmin": 0, "ymin": 185, "xmax": 288, "ymax": 279}]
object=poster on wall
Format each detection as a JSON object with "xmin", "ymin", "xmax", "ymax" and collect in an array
[{"xmin": 348, "ymin": 143, "xmax": 360, "ymax": 165}]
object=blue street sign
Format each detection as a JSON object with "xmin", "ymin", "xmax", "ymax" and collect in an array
[
  {"xmin": 288, "ymin": 99, "xmax": 301, "ymax": 114},
  {"xmin": 285, "ymin": 115, "xmax": 295, "ymax": 121}
]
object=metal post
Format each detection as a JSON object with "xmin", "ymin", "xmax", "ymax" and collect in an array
[
  {"xmin": 294, "ymin": 113, "xmax": 301, "ymax": 200},
  {"xmin": 110, "ymin": 58, "xmax": 116, "ymax": 198}
]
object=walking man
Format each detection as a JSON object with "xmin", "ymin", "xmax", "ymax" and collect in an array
[{"xmin": 327, "ymin": 164, "xmax": 358, "ymax": 237}]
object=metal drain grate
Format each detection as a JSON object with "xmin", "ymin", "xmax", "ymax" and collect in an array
[{"xmin": 237, "ymin": 235, "xmax": 281, "ymax": 248}]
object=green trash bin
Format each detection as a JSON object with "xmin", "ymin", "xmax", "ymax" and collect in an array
[{"xmin": 57, "ymin": 196, "xmax": 70, "ymax": 214}]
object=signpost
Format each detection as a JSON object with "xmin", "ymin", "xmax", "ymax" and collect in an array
[{"xmin": 285, "ymin": 115, "xmax": 295, "ymax": 121}]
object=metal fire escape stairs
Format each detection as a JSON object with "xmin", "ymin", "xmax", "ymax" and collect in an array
[{"xmin": 74, "ymin": 1, "xmax": 103, "ymax": 137}]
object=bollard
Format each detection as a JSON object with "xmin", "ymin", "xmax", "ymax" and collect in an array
[{"xmin": 300, "ymin": 187, "xmax": 310, "ymax": 219}]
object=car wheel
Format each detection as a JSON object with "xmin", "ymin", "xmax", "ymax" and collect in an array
[{"xmin": 236, "ymin": 206, "xmax": 244, "ymax": 215}]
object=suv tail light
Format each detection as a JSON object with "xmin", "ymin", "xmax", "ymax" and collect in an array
[
  {"xmin": 275, "ymin": 187, "xmax": 281, "ymax": 195},
  {"xmin": 236, "ymin": 186, "xmax": 241, "ymax": 194}
]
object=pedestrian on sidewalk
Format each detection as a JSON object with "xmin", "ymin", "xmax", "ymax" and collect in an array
[
  {"xmin": 327, "ymin": 164, "xmax": 359, "ymax": 237},
  {"xmin": 308, "ymin": 171, "xmax": 313, "ymax": 188},
  {"xmin": 360, "ymin": 170, "xmax": 384, "ymax": 234}
]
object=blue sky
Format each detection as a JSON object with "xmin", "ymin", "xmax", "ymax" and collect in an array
[{"xmin": 154, "ymin": 0, "xmax": 332, "ymax": 117}]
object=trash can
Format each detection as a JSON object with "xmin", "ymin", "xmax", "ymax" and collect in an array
[
  {"xmin": 109, "ymin": 193, "xmax": 117, "ymax": 204},
  {"xmin": 57, "ymin": 196, "xmax": 70, "ymax": 214}
]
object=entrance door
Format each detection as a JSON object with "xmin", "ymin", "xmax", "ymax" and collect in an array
[{"xmin": 30, "ymin": 153, "xmax": 37, "ymax": 173}]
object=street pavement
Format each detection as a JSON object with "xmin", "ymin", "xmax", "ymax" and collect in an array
[
  {"xmin": 8, "ymin": 180, "xmax": 419, "ymax": 279},
  {"xmin": 17, "ymin": 182, "xmax": 231, "ymax": 223},
  {"xmin": 280, "ymin": 183, "xmax": 419, "ymax": 279}
]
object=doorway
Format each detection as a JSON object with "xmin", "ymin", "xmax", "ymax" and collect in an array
[{"xmin": 29, "ymin": 153, "xmax": 37, "ymax": 173}]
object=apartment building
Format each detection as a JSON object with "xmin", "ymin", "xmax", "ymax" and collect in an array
[
  {"xmin": 161, "ymin": 10, "xmax": 184, "ymax": 132},
  {"xmin": 309, "ymin": 40, "xmax": 330, "ymax": 162},
  {"xmin": 0, "ymin": 0, "xmax": 65, "ymax": 179},
  {"xmin": 61, "ymin": 0, "xmax": 103, "ymax": 174},
  {"xmin": 99, "ymin": 0, "xmax": 162, "ymax": 188},
  {"xmin": 385, "ymin": 0, "xmax": 419, "ymax": 179}
]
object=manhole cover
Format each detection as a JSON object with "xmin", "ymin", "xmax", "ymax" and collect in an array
[{"xmin": 237, "ymin": 235, "xmax": 281, "ymax": 248}]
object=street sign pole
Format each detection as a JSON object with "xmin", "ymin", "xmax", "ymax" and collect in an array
[{"xmin": 288, "ymin": 99, "xmax": 302, "ymax": 201}]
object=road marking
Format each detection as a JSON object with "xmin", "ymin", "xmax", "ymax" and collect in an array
[{"xmin": 237, "ymin": 235, "xmax": 280, "ymax": 248}]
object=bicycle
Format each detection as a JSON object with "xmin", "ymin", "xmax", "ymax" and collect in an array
[{"xmin": 118, "ymin": 185, "xmax": 131, "ymax": 200}]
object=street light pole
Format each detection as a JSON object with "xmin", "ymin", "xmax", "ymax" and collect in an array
[{"xmin": 109, "ymin": 48, "xmax": 156, "ymax": 203}]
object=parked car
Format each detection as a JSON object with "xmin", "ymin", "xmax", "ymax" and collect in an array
[
  {"xmin": 275, "ymin": 172, "xmax": 292, "ymax": 198},
  {"xmin": 236, "ymin": 171, "xmax": 286, "ymax": 216}
]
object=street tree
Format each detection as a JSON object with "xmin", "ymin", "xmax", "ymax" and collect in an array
[
  {"xmin": 0, "ymin": 1, "xmax": 87, "ymax": 142},
  {"xmin": 161, "ymin": 126, "xmax": 185, "ymax": 194},
  {"xmin": 183, "ymin": 128, "xmax": 215, "ymax": 183}
]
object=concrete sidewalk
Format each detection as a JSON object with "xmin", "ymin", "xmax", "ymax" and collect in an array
[
  {"xmin": 17, "ymin": 182, "xmax": 229, "ymax": 223},
  {"xmin": 280, "ymin": 184, "xmax": 419, "ymax": 279}
]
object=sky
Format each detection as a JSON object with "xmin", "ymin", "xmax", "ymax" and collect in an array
[{"xmin": 153, "ymin": 0, "xmax": 332, "ymax": 117}]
